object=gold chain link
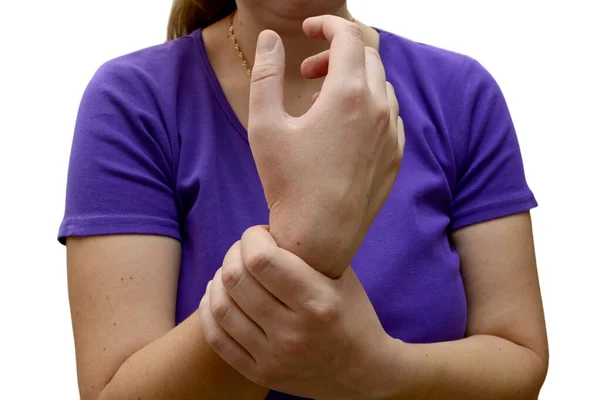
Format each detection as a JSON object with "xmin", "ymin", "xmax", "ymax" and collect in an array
[{"xmin": 229, "ymin": 12, "xmax": 252, "ymax": 76}]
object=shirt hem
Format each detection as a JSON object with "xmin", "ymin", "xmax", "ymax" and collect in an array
[
  {"xmin": 450, "ymin": 195, "xmax": 538, "ymax": 231},
  {"xmin": 57, "ymin": 216, "xmax": 181, "ymax": 245}
]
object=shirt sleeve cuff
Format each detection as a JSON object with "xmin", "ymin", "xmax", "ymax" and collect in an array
[
  {"xmin": 57, "ymin": 215, "xmax": 181, "ymax": 245},
  {"xmin": 450, "ymin": 194, "xmax": 538, "ymax": 231}
]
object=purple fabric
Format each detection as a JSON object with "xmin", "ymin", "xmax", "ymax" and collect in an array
[{"xmin": 58, "ymin": 28, "xmax": 536, "ymax": 399}]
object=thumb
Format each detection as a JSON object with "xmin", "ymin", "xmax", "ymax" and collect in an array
[{"xmin": 249, "ymin": 30, "xmax": 286, "ymax": 123}]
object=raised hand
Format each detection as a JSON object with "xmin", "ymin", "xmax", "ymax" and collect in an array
[{"xmin": 248, "ymin": 15, "xmax": 405, "ymax": 278}]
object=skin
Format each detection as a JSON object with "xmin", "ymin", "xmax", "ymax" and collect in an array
[
  {"xmin": 247, "ymin": 19, "xmax": 404, "ymax": 278},
  {"xmin": 207, "ymin": 6, "xmax": 388, "ymax": 278},
  {"xmin": 68, "ymin": 235, "xmax": 267, "ymax": 400},
  {"xmin": 201, "ymin": 226, "xmax": 395, "ymax": 399},
  {"xmin": 201, "ymin": 217, "xmax": 548, "ymax": 399},
  {"xmin": 67, "ymin": 2, "xmax": 548, "ymax": 399}
]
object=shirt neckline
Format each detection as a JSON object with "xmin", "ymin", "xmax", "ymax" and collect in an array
[{"xmin": 193, "ymin": 27, "xmax": 389, "ymax": 144}]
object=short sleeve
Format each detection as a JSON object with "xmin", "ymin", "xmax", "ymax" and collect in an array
[
  {"xmin": 449, "ymin": 58, "xmax": 537, "ymax": 231},
  {"xmin": 58, "ymin": 61, "xmax": 180, "ymax": 244}
]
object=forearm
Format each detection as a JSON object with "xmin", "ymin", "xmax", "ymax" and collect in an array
[
  {"xmin": 98, "ymin": 309, "xmax": 268, "ymax": 400},
  {"xmin": 371, "ymin": 335, "xmax": 547, "ymax": 400}
]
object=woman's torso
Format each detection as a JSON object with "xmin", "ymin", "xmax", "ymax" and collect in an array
[
  {"xmin": 81, "ymin": 27, "xmax": 471, "ymax": 400},
  {"xmin": 169, "ymin": 28, "xmax": 468, "ymax": 342}
]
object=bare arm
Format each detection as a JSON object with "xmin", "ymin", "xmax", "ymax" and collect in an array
[
  {"xmin": 67, "ymin": 234, "xmax": 267, "ymax": 400},
  {"xmin": 369, "ymin": 213, "xmax": 549, "ymax": 399}
]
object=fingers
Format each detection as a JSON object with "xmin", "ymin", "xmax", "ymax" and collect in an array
[
  {"xmin": 365, "ymin": 47, "xmax": 387, "ymax": 97},
  {"xmin": 198, "ymin": 283, "xmax": 256, "ymax": 375},
  {"xmin": 249, "ymin": 30, "xmax": 286, "ymax": 126},
  {"xmin": 397, "ymin": 115, "xmax": 406, "ymax": 154},
  {"xmin": 303, "ymin": 46, "xmax": 384, "ymax": 82},
  {"xmin": 303, "ymin": 15, "xmax": 365, "ymax": 78},
  {"xmin": 240, "ymin": 226, "xmax": 333, "ymax": 312},
  {"xmin": 220, "ymin": 241, "xmax": 288, "ymax": 331},
  {"xmin": 385, "ymin": 82, "xmax": 406, "ymax": 154},
  {"xmin": 301, "ymin": 49, "xmax": 330, "ymax": 79},
  {"xmin": 304, "ymin": 47, "xmax": 386, "ymax": 106},
  {"xmin": 209, "ymin": 269, "xmax": 269, "ymax": 356}
]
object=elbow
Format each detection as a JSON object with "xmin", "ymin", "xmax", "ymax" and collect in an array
[
  {"xmin": 533, "ymin": 356, "xmax": 549, "ymax": 398},
  {"xmin": 521, "ymin": 347, "xmax": 549, "ymax": 400},
  {"xmin": 532, "ymin": 340, "xmax": 550, "ymax": 397},
  {"xmin": 91, "ymin": 384, "xmax": 116, "ymax": 400},
  {"xmin": 79, "ymin": 385, "xmax": 108, "ymax": 400},
  {"xmin": 78, "ymin": 373, "xmax": 118, "ymax": 400}
]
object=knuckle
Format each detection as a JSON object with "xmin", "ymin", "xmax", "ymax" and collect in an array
[
  {"xmin": 365, "ymin": 46, "xmax": 381, "ymax": 61},
  {"xmin": 397, "ymin": 116, "xmax": 405, "ymax": 131},
  {"xmin": 345, "ymin": 21, "xmax": 364, "ymax": 41},
  {"xmin": 221, "ymin": 263, "xmax": 243, "ymax": 291},
  {"xmin": 205, "ymin": 329, "xmax": 226, "ymax": 353},
  {"xmin": 311, "ymin": 299, "xmax": 341, "ymax": 323},
  {"xmin": 376, "ymin": 103, "xmax": 391, "ymax": 124},
  {"xmin": 244, "ymin": 224, "xmax": 265, "ymax": 237},
  {"xmin": 243, "ymin": 239, "xmax": 275, "ymax": 276},
  {"xmin": 387, "ymin": 82, "xmax": 398, "ymax": 104},
  {"xmin": 398, "ymin": 115, "xmax": 405, "ymax": 126},
  {"xmin": 278, "ymin": 331, "xmax": 307, "ymax": 355},
  {"xmin": 250, "ymin": 64, "xmax": 280, "ymax": 85},
  {"xmin": 211, "ymin": 298, "xmax": 232, "ymax": 323},
  {"xmin": 340, "ymin": 79, "xmax": 368, "ymax": 103},
  {"xmin": 395, "ymin": 120, "xmax": 406, "ymax": 161},
  {"xmin": 245, "ymin": 248, "xmax": 273, "ymax": 276}
]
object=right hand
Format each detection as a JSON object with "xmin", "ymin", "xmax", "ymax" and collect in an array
[{"xmin": 248, "ymin": 15, "xmax": 405, "ymax": 278}]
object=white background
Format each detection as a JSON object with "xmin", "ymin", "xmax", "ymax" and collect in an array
[{"xmin": 0, "ymin": 0, "xmax": 598, "ymax": 398}]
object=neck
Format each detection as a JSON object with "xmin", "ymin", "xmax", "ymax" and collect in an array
[{"xmin": 233, "ymin": 4, "xmax": 355, "ymax": 80}]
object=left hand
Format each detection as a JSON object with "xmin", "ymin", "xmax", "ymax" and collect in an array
[{"xmin": 198, "ymin": 226, "xmax": 395, "ymax": 400}]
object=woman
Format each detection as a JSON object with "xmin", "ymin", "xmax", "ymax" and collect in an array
[{"xmin": 59, "ymin": 0, "xmax": 548, "ymax": 399}]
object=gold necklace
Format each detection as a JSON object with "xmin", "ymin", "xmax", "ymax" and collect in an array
[
  {"xmin": 228, "ymin": 12, "xmax": 357, "ymax": 77},
  {"xmin": 229, "ymin": 12, "xmax": 252, "ymax": 76}
]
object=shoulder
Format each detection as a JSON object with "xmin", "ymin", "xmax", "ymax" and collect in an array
[
  {"xmin": 378, "ymin": 28, "xmax": 498, "ymax": 100},
  {"xmin": 86, "ymin": 30, "xmax": 203, "ymax": 101},
  {"xmin": 379, "ymin": 28, "xmax": 508, "ymax": 137},
  {"xmin": 74, "ymin": 33, "xmax": 206, "ymax": 162},
  {"xmin": 378, "ymin": 29, "xmax": 515, "ymax": 181},
  {"xmin": 99, "ymin": 30, "xmax": 200, "ymax": 76}
]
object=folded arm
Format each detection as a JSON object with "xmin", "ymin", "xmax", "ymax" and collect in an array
[
  {"xmin": 67, "ymin": 235, "xmax": 267, "ymax": 400},
  {"xmin": 367, "ymin": 213, "xmax": 549, "ymax": 400}
]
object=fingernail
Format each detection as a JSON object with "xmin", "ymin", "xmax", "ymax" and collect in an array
[{"xmin": 257, "ymin": 31, "xmax": 277, "ymax": 55}]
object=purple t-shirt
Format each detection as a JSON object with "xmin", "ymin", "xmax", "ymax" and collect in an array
[{"xmin": 59, "ymin": 28, "xmax": 536, "ymax": 399}]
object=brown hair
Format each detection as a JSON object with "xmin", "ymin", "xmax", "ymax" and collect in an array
[{"xmin": 167, "ymin": 0, "xmax": 237, "ymax": 41}]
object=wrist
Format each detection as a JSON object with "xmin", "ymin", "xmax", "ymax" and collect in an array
[
  {"xmin": 269, "ymin": 212, "xmax": 351, "ymax": 278},
  {"xmin": 354, "ymin": 338, "xmax": 436, "ymax": 400},
  {"xmin": 341, "ymin": 335, "xmax": 403, "ymax": 400}
]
